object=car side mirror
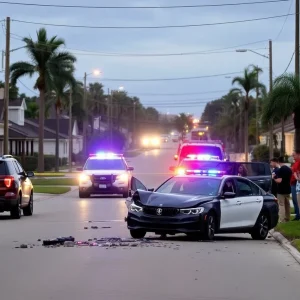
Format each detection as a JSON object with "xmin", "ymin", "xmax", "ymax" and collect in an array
[
  {"xmin": 169, "ymin": 166, "xmax": 175, "ymax": 172},
  {"xmin": 174, "ymin": 155, "xmax": 178, "ymax": 161},
  {"xmin": 148, "ymin": 188, "xmax": 154, "ymax": 192},
  {"xmin": 223, "ymin": 192, "xmax": 236, "ymax": 199},
  {"xmin": 26, "ymin": 171, "xmax": 34, "ymax": 178},
  {"xmin": 127, "ymin": 166, "xmax": 134, "ymax": 171},
  {"xmin": 76, "ymin": 167, "xmax": 83, "ymax": 171}
]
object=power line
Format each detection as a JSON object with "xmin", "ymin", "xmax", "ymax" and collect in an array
[
  {"xmin": 127, "ymin": 89, "xmax": 229, "ymax": 96},
  {"xmin": 274, "ymin": 0, "xmax": 294, "ymax": 40},
  {"xmin": 0, "ymin": 0, "xmax": 289, "ymax": 9},
  {"xmin": 82, "ymin": 71, "xmax": 242, "ymax": 82},
  {"xmin": 283, "ymin": 51, "xmax": 295, "ymax": 73},
  {"xmin": 11, "ymin": 13, "xmax": 296, "ymax": 30},
  {"xmin": 17, "ymin": 79, "xmax": 38, "ymax": 95},
  {"xmin": 9, "ymin": 32, "xmax": 268, "ymax": 57}
]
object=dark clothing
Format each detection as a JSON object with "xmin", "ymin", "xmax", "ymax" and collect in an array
[
  {"xmin": 271, "ymin": 167, "xmax": 280, "ymax": 196},
  {"xmin": 277, "ymin": 165, "xmax": 292, "ymax": 195}
]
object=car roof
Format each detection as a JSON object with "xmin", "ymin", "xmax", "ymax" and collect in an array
[{"xmin": 173, "ymin": 174, "xmax": 249, "ymax": 180}]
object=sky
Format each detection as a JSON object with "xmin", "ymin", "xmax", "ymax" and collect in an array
[{"xmin": 0, "ymin": 0, "xmax": 296, "ymax": 117}]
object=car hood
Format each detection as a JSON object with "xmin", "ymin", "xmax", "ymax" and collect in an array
[
  {"xmin": 134, "ymin": 190, "xmax": 214, "ymax": 208},
  {"xmin": 83, "ymin": 170, "xmax": 127, "ymax": 175}
]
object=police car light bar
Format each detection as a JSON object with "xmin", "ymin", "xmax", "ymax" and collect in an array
[
  {"xmin": 186, "ymin": 169, "xmax": 226, "ymax": 176},
  {"xmin": 186, "ymin": 154, "xmax": 220, "ymax": 160},
  {"xmin": 89, "ymin": 152, "xmax": 123, "ymax": 159}
]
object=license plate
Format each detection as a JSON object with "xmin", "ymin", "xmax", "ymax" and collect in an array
[{"xmin": 99, "ymin": 184, "xmax": 107, "ymax": 189}]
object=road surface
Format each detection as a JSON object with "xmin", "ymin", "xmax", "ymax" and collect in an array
[{"xmin": 0, "ymin": 142, "xmax": 299, "ymax": 300}]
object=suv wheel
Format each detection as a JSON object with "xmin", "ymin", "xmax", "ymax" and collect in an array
[
  {"xmin": 79, "ymin": 191, "xmax": 90, "ymax": 198},
  {"xmin": 23, "ymin": 192, "xmax": 33, "ymax": 216},
  {"xmin": 11, "ymin": 194, "xmax": 21, "ymax": 219}
]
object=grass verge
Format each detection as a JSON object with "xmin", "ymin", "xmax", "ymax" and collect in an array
[
  {"xmin": 34, "ymin": 186, "xmax": 71, "ymax": 194},
  {"xmin": 276, "ymin": 222, "xmax": 300, "ymax": 252},
  {"xmin": 32, "ymin": 178, "xmax": 78, "ymax": 186}
]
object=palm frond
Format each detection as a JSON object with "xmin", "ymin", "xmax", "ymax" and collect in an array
[{"xmin": 10, "ymin": 61, "xmax": 35, "ymax": 85}]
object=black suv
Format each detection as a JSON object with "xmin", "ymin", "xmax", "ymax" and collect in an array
[{"xmin": 0, "ymin": 155, "xmax": 34, "ymax": 219}]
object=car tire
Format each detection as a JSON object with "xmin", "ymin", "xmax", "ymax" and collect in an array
[
  {"xmin": 251, "ymin": 213, "xmax": 269, "ymax": 240},
  {"xmin": 10, "ymin": 194, "xmax": 21, "ymax": 219},
  {"xmin": 201, "ymin": 212, "xmax": 216, "ymax": 241},
  {"xmin": 130, "ymin": 229, "xmax": 146, "ymax": 239},
  {"xmin": 23, "ymin": 192, "xmax": 33, "ymax": 216},
  {"xmin": 79, "ymin": 191, "xmax": 90, "ymax": 198},
  {"xmin": 122, "ymin": 190, "xmax": 129, "ymax": 198}
]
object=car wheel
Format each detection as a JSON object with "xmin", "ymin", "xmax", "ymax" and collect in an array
[
  {"xmin": 122, "ymin": 190, "xmax": 129, "ymax": 198},
  {"xmin": 201, "ymin": 213, "xmax": 216, "ymax": 241},
  {"xmin": 130, "ymin": 229, "xmax": 146, "ymax": 239},
  {"xmin": 251, "ymin": 213, "xmax": 269, "ymax": 240},
  {"xmin": 79, "ymin": 191, "xmax": 90, "ymax": 198},
  {"xmin": 23, "ymin": 192, "xmax": 33, "ymax": 216},
  {"xmin": 10, "ymin": 194, "xmax": 21, "ymax": 219}
]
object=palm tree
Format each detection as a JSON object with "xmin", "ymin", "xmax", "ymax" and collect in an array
[
  {"xmin": 10, "ymin": 28, "xmax": 76, "ymax": 172},
  {"xmin": 49, "ymin": 69, "xmax": 76, "ymax": 172},
  {"xmin": 231, "ymin": 67, "xmax": 265, "ymax": 161},
  {"xmin": 262, "ymin": 74, "xmax": 299, "ymax": 154}
]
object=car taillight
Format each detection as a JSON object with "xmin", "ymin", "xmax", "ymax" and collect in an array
[{"xmin": 4, "ymin": 176, "xmax": 14, "ymax": 188}]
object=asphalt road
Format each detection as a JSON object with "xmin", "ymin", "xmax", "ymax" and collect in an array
[{"xmin": 0, "ymin": 142, "xmax": 300, "ymax": 300}]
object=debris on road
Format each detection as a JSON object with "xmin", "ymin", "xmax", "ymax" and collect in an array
[
  {"xmin": 20, "ymin": 244, "xmax": 28, "ymax": 249},
  {"xmin": 91, "ymin": 226, "xmax": 99, "ymax": 229}
]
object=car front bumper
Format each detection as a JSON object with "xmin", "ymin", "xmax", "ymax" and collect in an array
[
  {"xmin": 79, "ymin": 181, "xmax": 129, "ymax": 195},
  {"xmin": 126, "ymin": 212, "xmax": 205, "ymax": 234}
]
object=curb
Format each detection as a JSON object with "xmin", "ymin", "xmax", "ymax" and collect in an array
[{"xmin": 269, "ymin": 229, "xmax": 300, "ymax": 264}]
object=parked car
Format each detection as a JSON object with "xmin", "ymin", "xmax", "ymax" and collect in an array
[{"xmin": 0, "ymin": 155, "xmax": 34, "ymax": 219}]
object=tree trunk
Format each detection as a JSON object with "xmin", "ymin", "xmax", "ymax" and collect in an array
[
  {"xmin": 244, "ymin": 94, "xmax": 249, "ymax": 162},
  {"xmin": 281, "ymin": 117, "xmax": 285, "ymax": 156},
  {"xmin": 233, "ymin": 106, "xmax": 237, "ymax": 152},
  {"xmin": 37, "ymin": 89, "xmax": 45, "ymax": 172},
  {"xmin": 294, "ymin": 107, "xmax": 300, "ymax": 150},
  {"xmin": 239, "ymin": 109, "xmax": 243, "ymax": 153},
  {"xmin": 55, "ymin": 103, "xmax": 60, "ymax": 172}
]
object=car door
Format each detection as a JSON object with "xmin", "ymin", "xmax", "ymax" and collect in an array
[
  {"xmin": 14, "ymin": 160, "xmax": 31, "ymax": 205},
  {"xmin": 234, "ymin": 178, "xmax": 263, "ymax": 227},
  {"xmin": 237, "ymin": 162, "xmax": 271, "ymax": 192},
  {"xmin": 127, "ymin": 177, "xmax": 147, "ymax": 208},
  {"xmin": 219, "ymin": 178, "xmax": 245, "ymax": 229}
]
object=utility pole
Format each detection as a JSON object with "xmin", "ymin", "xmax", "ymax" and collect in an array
[
  {"xmin": 133, "ymin": 101, "xmax": 136, "ymax": 148},
  {"xmin": 269, "ymin": 39, "xmax": 274, "ymax": 159},
  {"xmin": 69, "ymin": 90, "xmax": 72, "ymax": 173},
  {"xmin": 110, "ymin": 89, "xmax": 113, "ymax": 149},
  {"xmin": 296, "ymin": 0, "xmax": 299, "ymax": 76},
  {"xmin": 255, "ymin": 65, "xmax": 259, "ymax": 146},
  {"xmin": 83, "ymin": 72, "xmax": 87, "ymax": 158},
  {"xmin": 4, "ymin": 17, "xmax": 10, "ymax": 155}
]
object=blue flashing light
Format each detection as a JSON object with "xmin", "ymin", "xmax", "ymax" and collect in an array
[{"xmin": 89, "ymin": 152, "xmax": 123, "ymax": 159}]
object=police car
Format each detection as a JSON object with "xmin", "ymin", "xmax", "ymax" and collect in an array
[
  {"xmin": 77, "ymin": 153, "xmax": 134, "ymax": 198},
  {"xmin": 126, "ymin": 172, "xmax": 279, "ymax": 240}
]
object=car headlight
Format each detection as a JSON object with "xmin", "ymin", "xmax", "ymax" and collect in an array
[
  {"xmin": 180, "ymin": 207, "xmax": 204, "ymax": 215},
  {"xmin": 142, "ymin": 138, "xmax": 149, "ymax": 146},
  {"xmin": 130, "ymin": 203, "xmax": 143, "ymax": 212},
  {"xmin": 79, "ymin": 174, "xmax": 90, "ymax": 183},
  {"xmin": 116, "ymin": 173, "xmax": 129, "ymax": 181}
]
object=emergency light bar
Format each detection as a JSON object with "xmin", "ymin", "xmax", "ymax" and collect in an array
[
  {"xmin": 176, "ymin": 168, "xmax": 226, "ymax": 176},
  {"xmin": 186, "ymin": 154, "xmax": 220, "ymax": 160},
  {"xmin": 89, "ymin": 152, "xmax": 123, "ymax": 159}
]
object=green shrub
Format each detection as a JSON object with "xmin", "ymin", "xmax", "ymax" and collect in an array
[{"xmin": 252, "ymin": 145, "xmax": 281, "ymax": 162}]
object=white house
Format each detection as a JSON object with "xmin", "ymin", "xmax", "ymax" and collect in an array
[{"xmin": 0, "ymin": 88, "xmax": 83, "ymax": 158}]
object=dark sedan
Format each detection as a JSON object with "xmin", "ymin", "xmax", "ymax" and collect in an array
[{"xmin": 126, "ymin": 175, "xmax": 278, "ymax": 240}]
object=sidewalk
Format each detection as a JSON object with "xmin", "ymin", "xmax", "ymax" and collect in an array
[{"xmin": 34, "ymin": 186, "xmax": 78, "ymax": 201}]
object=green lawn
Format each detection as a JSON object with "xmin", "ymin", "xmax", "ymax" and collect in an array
[
  {"xmin": 31, "ymin": 178, "xmax": 78, "ymax": 186},
  {"xmin": 34, "ymin": 186, "xmax": 71, "ymax": 194},
  {"xmin": 291, "ymin": 207, "xmax": 295, "ymax": 214},
  {"xmin": 276, "ymin": 222, "xmax": 300, "ymax": 251}
]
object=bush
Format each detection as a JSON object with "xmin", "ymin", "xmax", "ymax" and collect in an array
[
  {"xmin": 15, "ymin": 155, "xmax": 68, "ymax": 171},
  {"xmin": 252, "ymin": 145, "xmax": 281, "ymax": 162}
]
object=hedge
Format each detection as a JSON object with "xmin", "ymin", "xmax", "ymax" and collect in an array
[
  {"xmin": 252, "ymin": 145, "xmax": 282, "ymax": 163},
  {"xmin": 15, "ymin": 155, "xmax": 68, "ymax": 171}
]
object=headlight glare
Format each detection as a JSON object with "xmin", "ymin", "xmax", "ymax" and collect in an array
[
  {"xmin": 116, "ymin": 173, "xmax": 129, "ymax": 181},
  {"xmin": 130, "ymin": 203, "xmax": 143, "ymax": 212},
  {"xmin": 180, "ymin": 207, "xmax": 204, "ymax": 215},
  {"xmin": 79, "ymin": 174, "xmax": 90, "ymax": 182}
]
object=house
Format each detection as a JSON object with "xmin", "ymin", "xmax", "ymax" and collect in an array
[
  {"xmin": 260, "ymin": 116, "xmax": 295, "ymax": 155},
  {"xmin": 0, "ymin": 88, "xmax": 83, "ymax": 158}
]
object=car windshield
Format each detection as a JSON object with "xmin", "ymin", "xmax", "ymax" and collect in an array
[
  {"xmin": 180, "ymin": 161, "xmax": 235, "ymax": 175},
  {"xmin": 156, "ymin": 177, "xmax": 221, "ymax": 196},
  {"xmin": 84, "ymin": 158, "xmax": 126, "ymax": 170},
  {"xmin": 179, "ymin": 145, "xmax": 222, "ymax": 159}
]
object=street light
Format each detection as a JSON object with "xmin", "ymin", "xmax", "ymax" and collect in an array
[
  {"xmin": 236, "ymin": 40, "xmax": 273, "ymax": 160},
  {"xmin": 83, "ymin": 69, "xmax": 101, "ymax": 158}
]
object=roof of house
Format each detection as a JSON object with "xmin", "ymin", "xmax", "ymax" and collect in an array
[
  {"xmin": 272, "ymin": 116, "xmax": 294, "ymax": 134},
  {"xmin": 0, "ymin": 98, "xmax": 27, "ymax": 120}
]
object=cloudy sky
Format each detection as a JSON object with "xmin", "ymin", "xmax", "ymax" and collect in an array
[{"xmin": 0, "ymin": 0, "xmax": 296, "ymax": 117}]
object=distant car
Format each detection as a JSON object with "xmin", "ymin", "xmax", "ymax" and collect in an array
[
  {"xmin": 160, "ymin": 135, "xmax": 169, "ymax": 143},
  {"xmin": 0, "ymin": 155, "xmax": 34, "ymax": 219},
  {"xmin": 141, "ymin": 136, "xmax": 161, "ymax": 149},
  {"xmin": 77, "ymin": 153, "xmax": 134, "ymax": 198},
  {"xmin": 126, "ymin": 174, "xmax": 279, "ymax": 240}
]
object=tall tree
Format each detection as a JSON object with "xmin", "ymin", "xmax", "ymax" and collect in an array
[
  {"xmin": 231, "ymin": 67, "xmax": 265, "ymax": 161},
  {"xmin": 10, "ymin": 28, "xmax": 76, "ymax": 172},
  {"xmin": 0, "ymin": 81, "xmax": 19, "ymax": 99}
]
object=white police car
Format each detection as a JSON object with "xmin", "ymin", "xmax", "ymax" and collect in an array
[{"xmin": 77, "ymin": 153, "xmax": 134, "ymax": 198}]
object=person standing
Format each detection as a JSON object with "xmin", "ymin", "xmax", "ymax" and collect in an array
[
  {"xmin": 274, "ymin": 156, "xmax": 292, "ymax": 223},
  {"xmin": 270, "ymin": 158, "xmax": 280, "ymax": 197},
  {"xmin": 290, "ymin": 150, "xmax": 300, "ymax": 221}
]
